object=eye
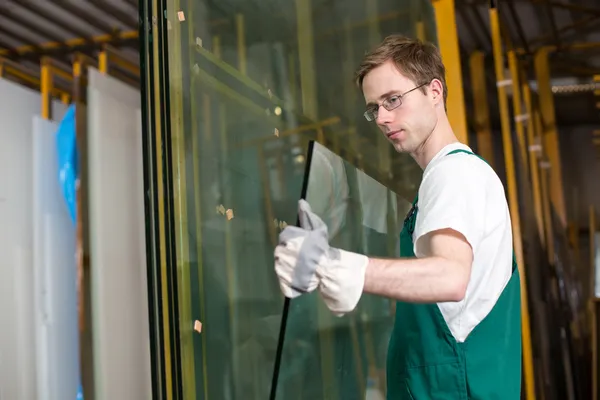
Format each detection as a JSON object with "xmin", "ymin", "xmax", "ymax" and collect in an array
[
  {"xmin": 366, "ymin": 105, "xmax": 378, "ymax": 114},
  {"xmin": 387, "ymin": 96, "xmax": 401, "ymax": 106}
]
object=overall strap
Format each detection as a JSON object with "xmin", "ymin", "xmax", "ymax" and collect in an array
[
  {"xmin": 446, "ymin": 148, "xmax": 489, "ymax": 165},
  {"xmin": 407, "ymin": 148, "xmax": 483, "ymax": 229},
  {"xmin": 446, "ymin": 149, "xmax": 474, "ymax": 156}
]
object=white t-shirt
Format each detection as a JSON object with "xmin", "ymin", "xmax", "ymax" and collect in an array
[{"xmin": 413, "ymin": 142, "xmax": 513, "ymax": 342}]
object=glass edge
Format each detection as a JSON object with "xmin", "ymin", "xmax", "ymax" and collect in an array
[
  {"xmin": 139, "ymin": 0, "xmax": 184, "ymax": 398},
  {"xmin": 268, "ymin": 140, "xmax": 317, "ymax": 399}
]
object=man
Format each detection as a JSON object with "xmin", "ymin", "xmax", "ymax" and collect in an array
[{"xmin": 274, "ymin": 34, "xmax": 521, "ymax": 399}]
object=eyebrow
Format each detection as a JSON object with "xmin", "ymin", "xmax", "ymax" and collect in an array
[{"xmin": 366, "ymin": 90, "xmax": 399, "ymax": 107}]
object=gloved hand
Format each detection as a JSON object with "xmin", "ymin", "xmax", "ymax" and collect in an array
[{"xmin": 274, "ymin": 199, "xmax": 369, "ymax": 315}]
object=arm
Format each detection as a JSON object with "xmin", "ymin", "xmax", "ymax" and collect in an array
[
  {"xmin": 275, "ymin": 153, "xmax": 489, "ymax": 315},
  {"xmin": 363, "ymin": 228, "xmax": 473, "ymax": 303}
]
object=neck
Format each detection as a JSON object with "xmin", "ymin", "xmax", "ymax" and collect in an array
[{"xmin": 411, "ymin": 116, "xmax": 459, "ymax": 169}]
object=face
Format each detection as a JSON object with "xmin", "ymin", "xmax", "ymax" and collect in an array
[{"xmin": 362, "ymin": 60, "xmax": 442, "ymax": 154}]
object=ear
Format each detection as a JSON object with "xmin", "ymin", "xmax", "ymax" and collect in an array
[{"xmin": 428, "ymin": 78, "xmax": 444, "ymax": 106}]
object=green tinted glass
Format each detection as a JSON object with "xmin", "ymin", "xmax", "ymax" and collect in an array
[
  {"xmin": 272, "ymin": 141, "xmax": 411, "ymax": 399},
  {"xmin": 161, "ymin": 0, "xmax": 436, "ymax": 397}
]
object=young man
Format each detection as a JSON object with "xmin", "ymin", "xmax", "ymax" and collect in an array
[{"xmin": 274, "ymin": 35, "xmax": 522, "ymax": 399}]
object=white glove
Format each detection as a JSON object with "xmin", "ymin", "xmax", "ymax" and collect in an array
[{"xmin": 274, "ymin": 199, "xmax": 369, "ymax": 315}]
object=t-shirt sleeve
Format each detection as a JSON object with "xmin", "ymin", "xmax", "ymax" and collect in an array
[{"xmin": 413, "ymin": 155, "xmax": 488, "ymax": 258}]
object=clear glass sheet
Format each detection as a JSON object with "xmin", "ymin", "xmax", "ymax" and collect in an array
[
  {"xmin": 162, "ymin": 0, "xmax": 436, "ymax": 397},
  {"xmin": 273, "ymin": 141, "xmax": 410, "ymax": 399}
]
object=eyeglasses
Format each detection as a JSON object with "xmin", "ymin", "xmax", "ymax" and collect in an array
[{"xmin": 363, "ymin": 83, "xmax": 428, "ymax": 122}]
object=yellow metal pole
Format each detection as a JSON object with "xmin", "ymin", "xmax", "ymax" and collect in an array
[
  {"xmin": 295, "ymin": 0, "xmax": 318, "ymax": 121},
  {"xmin": 411, "ymin": 0, "xmax": 426, "ymax": 41},
  {"xmin": 212, "ymin": 36, "xmax": 221, "ymax": 59},
  {"xmin": 507, "ymin": 51, "xmax": 528, "ymax": 169},
  {"xmin": 522, "ymin": 81, "xmax": 546, "ymax": 247},
  {"xmin": 534, "ymin": 47, "xmax": 567, "ymax": 229},
  {"xmin": 342, "ymin": 18, "xmax": 360, "ymax": 165},
  {"xmin": 416, "ymin": 21, "xmax": 426, "ymax": 42},
  {"xmin": 40, "ymin": 57, "xmax": 53, "ymax": 120},
  {"xmin": 432, "ymin": 0, "xmax": 468, "ymax": 144},
  {"xmin": 366, "ymin": 0, "xmax": 391, "ymax": 175},
  {"xmin": 535, "ymin": 109, "xmax": 555, "ymax": 263},
  {"xmin": 99, "ymin": 51, "xmax": 108, "ymax": 74},
  {"xmin": 235, "ymin": 14, "xmax": 247, "ymax": 75},
  {"xmin": 366, "ymin": 0, "xmax": 381, "ymax": 46},
  {"xmin": 489, "ymin": 7, "xmax": 536, "ymax": 400},
  {"xmin": 468, "ymin": 51, "xmax": 494, "ymax": 167}
]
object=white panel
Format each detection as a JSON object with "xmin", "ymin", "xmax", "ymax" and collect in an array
[
  {"xmin": 32, "ymin": 116, "xmax": 79, "ymax": 400},
  {"xmin": 0, "ymin": 78, "xmax": 68, "ymax": 400},
  {"xmin": 87, "ymin": 68, "xmax": 152, "ymax": 399}
]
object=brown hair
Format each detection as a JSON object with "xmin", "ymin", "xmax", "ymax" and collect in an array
[{"xmin": 354, "ymin": 34, "xmax": 448, "ymax": 108}]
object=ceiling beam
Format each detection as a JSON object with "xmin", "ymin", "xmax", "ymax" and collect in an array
[{"xmin": 0, "ymin": 30, "xmax": 138, "ymax": 59}]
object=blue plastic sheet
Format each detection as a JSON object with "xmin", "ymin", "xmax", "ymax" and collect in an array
[
  {"xmin": 56, "ymin": 104, "xmax": 78, "ymax": 223},
  {"xmin": 54, "ymin": 103, "xmax": 84, "ymax": 400}
]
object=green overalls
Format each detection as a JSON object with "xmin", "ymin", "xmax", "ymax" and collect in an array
[{"xmin": 386, "ymin": 149, "xmax": 522, "ymax": 399}]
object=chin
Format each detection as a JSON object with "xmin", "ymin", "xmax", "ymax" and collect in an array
[{"xmin": 392, "ymin": 141, "xmax": 409, "ymax": 154}]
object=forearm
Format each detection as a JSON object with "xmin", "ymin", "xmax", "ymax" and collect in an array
[{"xmin": 362, "ymin": 256, "xmax": 469, "ymax": 303}]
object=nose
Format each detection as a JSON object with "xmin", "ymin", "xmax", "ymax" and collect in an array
[{"xmin": 375, "ymin": 106, "xmax": 394, "ymax": 126}]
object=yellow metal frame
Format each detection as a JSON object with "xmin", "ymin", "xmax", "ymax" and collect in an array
[
  {"xmin": 41, "ymin": 58, "xmax": 53, "ymax": 120},
  {"xmin": 97, "ymin": 45, "xmax": 141, "ymax": 88},
  {"xmin": 196, "ymin": 44, "xmax": 285, "ymax": 108},
  {"xmin": 235, "ymin": 14, "xmax": 247, "ymax": 75},
  {"xmin": 535, "ymin": 109, "xmax": 555, "ymax": 264},
  {"xmin": 432, "ymin": 0, "xmax": 468, "ymax": 144},
  {"xmin": 103, "ymin": 45, "xmax": 141, "ymax": 78},
  {"xmin": 98, "ymin": 52, "xmax": 108, "ymax": 74},
  {"xmin": 468, "ymin": 51, "xmax": 494, "ymax": 167},
  {"xmin": 534, "ymin": 47, "xmax": 567, "ymax": 229},
  {"xmin": 507, "ymin": 51, "xmax": 528, "ymax": 170},
  {"xmin": 521, "ymin": 80, "xmax": 546, "ymax": 248},
  {"xmin": 489, "ymin": 7, "xmax": 536, "ymax": 400},
  {"xmin": 41, "ymin": 57, "xmax": 73, "ymax": 119},
  {"xmin": 0, "ymin": 30, "xmax": 138, "ymax": 58},
  {"xmin": 0, "ymin": 57, "xmax": 71, "ymax": 107},
  {"xmin": 73, "ymin": 53, "xmax": 98, "ymax": 80},
  {"xmin": 296, "ymin": 0, "xmax": 319, "ymax": 121},
  {"xmin": 516, "ymin": 40, "xmax": 600, "ymax": 55}
]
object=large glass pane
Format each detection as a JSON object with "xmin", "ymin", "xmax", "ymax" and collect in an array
[
  {"xmin": 161, "ymin": 0, "xmax": 437, "ymax": 398},
  {"xmin": 273, "ymin": 141, "xmax": 410, "ymax": 399}
]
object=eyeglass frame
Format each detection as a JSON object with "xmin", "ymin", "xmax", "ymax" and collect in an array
[{"xmin": 363, "ymin": 82, "xmax": 429, "ymax": 122}]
